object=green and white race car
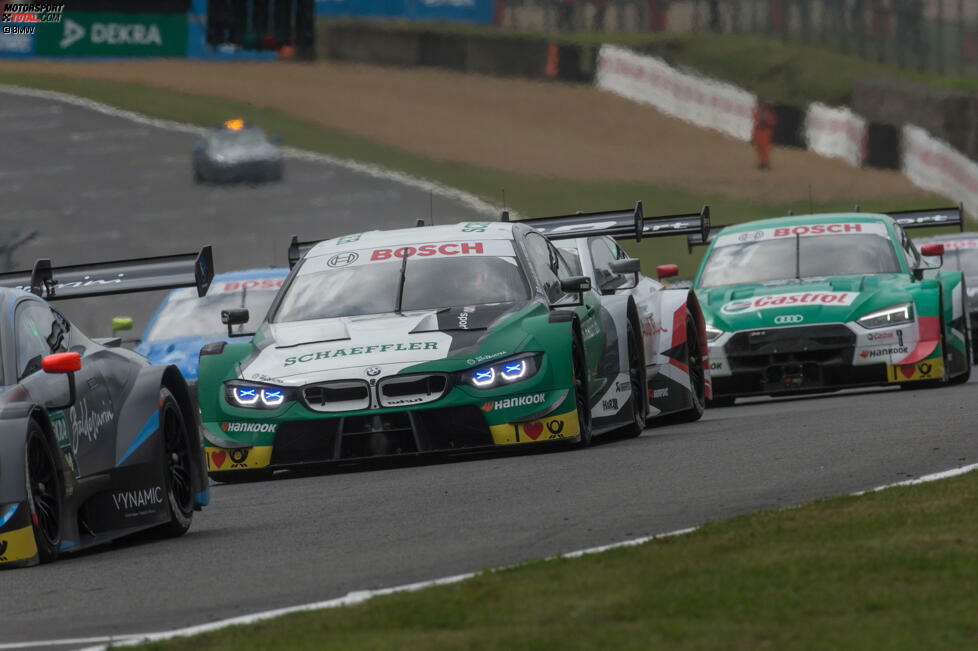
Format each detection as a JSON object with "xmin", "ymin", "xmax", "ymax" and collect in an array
[
  {"xmin": 197, "ymin": 206, "xmax": 711, "ymax": 480},
  {"xmin": 690, "ymin": 207, "xmax": 972, "ymax": 404}
]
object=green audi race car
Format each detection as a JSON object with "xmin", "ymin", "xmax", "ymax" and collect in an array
[
  {"xmin": 690, "ymin": 207, "xmax": 972, "ymax": 403},
  {"xmin": 197, "ymin": 207, "xmax": 711, "ymax": 479}
]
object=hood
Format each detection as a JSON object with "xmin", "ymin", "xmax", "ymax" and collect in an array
[
  {"xmin": 239, "ymin": 303, "xmax": 524, "ymax": 384},
  {"xmin": 700, "ymin": 276, "xmax": 910, "ymax": 330}
]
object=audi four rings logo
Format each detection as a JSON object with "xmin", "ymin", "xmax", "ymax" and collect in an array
[
  {"xmin": 327, "ymin": 252, "xmax": 359, "ymax": 267},
  {"xmin": 774, "ymin": 314, "xmax": 804, "ymax": 324}
]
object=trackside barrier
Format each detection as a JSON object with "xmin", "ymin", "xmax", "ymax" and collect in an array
[
  {"xmin": 594, "ymin": 44, "xmax": 756, "ymax": 142},
  {"xmin": 804, "ymin": 103, "xmax": 867, "ymax": 168},
  {"xmin": 902, "ymin": 125, "xmax": 978, "ymax": 219}
]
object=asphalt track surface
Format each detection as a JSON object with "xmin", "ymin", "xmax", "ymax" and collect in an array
[{"xmin": 4, "ymin": 90, "xmax": 978, "ymax": 648}]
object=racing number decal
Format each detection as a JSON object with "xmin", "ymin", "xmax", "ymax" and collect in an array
[{"xmin": 886, "ymin": 358, "xmax": 945, "ymax": 383}]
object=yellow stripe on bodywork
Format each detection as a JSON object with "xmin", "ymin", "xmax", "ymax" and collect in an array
[
  {"xmin": 489, "ymin": 408, "xmax": 580, "ymax": 445},
  {"xmin": 0, "ymin": 525, "xmax": 38, "ymax": 564},
  {"xmin": 205, "ymin": 445, "xmax": 274, "ymax": 471}
]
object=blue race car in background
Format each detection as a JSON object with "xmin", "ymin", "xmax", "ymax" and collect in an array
[{"xmin": 117, "ymin": 268, "xmax": 288, "ymax": 388}]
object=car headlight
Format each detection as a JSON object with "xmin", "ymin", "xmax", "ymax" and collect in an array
[
  {"xmin": 705, "ymin": 325, "xmax": 724, "ymax": 342},
  {"xmin": 225, "ymin": 380, "xmax": 294, "ymax": 409},
  {"xmin": 857, "ymin": 303, "xmax": 914, "ymax": 329},
  {"xmin": 461, "ymin": 353, "xmax": 541, "ymax": 390}
]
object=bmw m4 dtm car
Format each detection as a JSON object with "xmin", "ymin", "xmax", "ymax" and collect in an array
[
  {"xmin": 0, "ymin": 249, "xmax": 213, "ymax": 568},
  {"xmin": 197, "ymin": 204, "xmax": 711, "ymax": 480},
  {"xmin": 690, "ymin": 206, "xmax": 971, "ymax": 404}
]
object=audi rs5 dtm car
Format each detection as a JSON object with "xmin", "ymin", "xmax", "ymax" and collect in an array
[
  {"xmin": 916, "ymin": 229, "xmax": 978, "ymax": 363},
  {"xmin": 690, "ymin": 207, "xmax": 971, "ymax": 404},
  {"xmin": 197, "ymin": 205, "xmax": 711, "ymax": 480},
  {"xmin": 0, "ymin": 249, "xmax": 213, "ymax": 568},
  {"xmin": 120, "ymin": 268, "xmax": 289, "ymax": 390},
  {"xmin": 193, "ymin": 119, "xmax": 283, "ymax": 184}
]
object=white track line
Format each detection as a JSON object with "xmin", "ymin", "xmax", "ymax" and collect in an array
[
  {"xmin": 0, "ymin": 84, "xmax": 506, "ymax": 219},
  {"xmin": 852, "ymin": 462, "xmax": 978, "ymax": 496}
]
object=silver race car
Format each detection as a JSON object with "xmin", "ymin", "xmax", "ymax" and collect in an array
[{"xmin": 193, "ymin": 119, "xmax": 284, "ymax": 184}]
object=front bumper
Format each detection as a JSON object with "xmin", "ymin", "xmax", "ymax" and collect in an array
[
  {"xmin": 708, "ymin": 322, "xmax": 943, "ymax": 397},
  {"xmin": 202, "ymin": 387, "xmax": 579, "ymax": 473},
  {"xmin": 0, "ymin": 503, "xmax": 39, "ymax": 569}
]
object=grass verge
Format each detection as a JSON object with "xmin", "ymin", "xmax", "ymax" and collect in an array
[
  {"xmin": 0, "ymin": 70, "xmax": 934, "ymax": 278},
  {"xmin": 144, "ymin": 469, "xmax": 978, "ymax": 649}
]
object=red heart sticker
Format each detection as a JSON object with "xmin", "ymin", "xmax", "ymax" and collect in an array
[
  {"xmin": 900, "ymin": 364, "xmax": 916, "ymax": 379},
  {"xmin": 211, "ymin": 450, "xmax": 227, "ymax": 468},
  {"xmin": 523, "ymin": 421, "xmax": 544, "ymax": 440}
]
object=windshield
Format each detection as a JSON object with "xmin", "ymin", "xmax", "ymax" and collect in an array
[
  {"xmin": 145, "ymin": 278, "xmax": 284, "ymax": 341},
  {"xmin": 698, "ymin": 223, "xmax": 901, "ymax": 288},
  {"xmin": 273, "ymin": 243, "xmax": 529, "ymax": 322},
  {"xmin": 207, "ymin": 128, "xmax": 267, "ymax": 150}
]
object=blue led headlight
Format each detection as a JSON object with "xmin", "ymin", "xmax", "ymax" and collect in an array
[
  {"xmin": 462, "ymin": 353, "xmax": 540, "ymax": 389},
  {"xmin": 225, "ymin": 381, "xmax": 294, "ymax": 409}
]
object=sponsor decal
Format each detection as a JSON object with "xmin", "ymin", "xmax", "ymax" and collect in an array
[
  {"xmin": 721, "ymin": 292, "xmax": 857, "ymax": 315},
  {"xmin": 336, "ymin": 233, "xmax": 362, "ymax": 244},
  {"xmin": 710, "ymin": 361, "xmax": 724, "ymax": 370},
  {"xmin": 773, "ymin": 223, "xmax": 863, "ymax": 237},
  {"xmin": 49, "ymin": 412, "xmax": 79, "ymax": 480},
  {"xmin": 582, "ymin": 314, "xmax": 600, "ymax": 340},
  {"xmin": 481, "ymin": 393, "xmax": 546, "ymax": 412},
  {"xmin": 206, "ymin": 445, "xmax": 273, "ymax": 471},
  {"xmin": 67, "ymin": 398, "xmax": 114, "ymax": 454},
  {"xmin": 219, "ymin": 278, "xmax": 284, "ymax": 293},
  {"xmin": 652, "ymin": 387, "xmax": 669, "ymax": 399},
  {"xmin": 0, "ymin": 539, "xmax": 6, "ymax": 561},
  {"xmin": 774, "ymin": 314, "xmax": 804, "ymax": 325},
  {"xmin": 466, "ymin": 351, "xmax": 507, "ymax": 365},
  {"xmin": 488, "ymin": 408, "xmax": 579, "ymax": 445},
  {"xmin": 866, "ymin": 331, "xmax": 895, "ymax": 341},
  {"xmin": 221, "ymin": 422, "xmax": 278, "ymax": 433},
  {"xmin": 641, "ymin": 314, "xmax": 667, "ymax": 337},
  {"xmin": 860, "ymin": 346, "xmax": 909, "ymax": 359},
  {"xmin": 462, "ymin": 305, "xmax": 476, "ymax": 313},
  {"xmin": 284, "ymin": 341, "xmax": 439, "ymax": 366},
  {"xmin": 327, "ymin": 252, "xmax": 359, "ymax": 268},
  {"xmin": 461, "ymin": 222, "xmax": 490, "ymax": 233},
  {"xmin": 601, "ymin": 398, "xmax": 619, "ymax": 412},
  {"xmin": 887, "ymin": 357, "xmax": 944, "ymax": 383},
  {"xmin": 371, "ymin": 242, "xmax": 484, "ymax": 261},
  {"xmin": 457, "ymin": 311, "xmax": 469, "ymax": 329},
  {"xmin": 615, "ymin": 380, "xmax": 630, "ymax": 393},
  {"xmin": 112, "ymin": 486, "xmax": 163, "ymax": 514},
  {"xmin": 0, "ymin": 526, "xmax": 36, "ymax": 564}
]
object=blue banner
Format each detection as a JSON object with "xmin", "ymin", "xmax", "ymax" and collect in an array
[{"xmin": 316, "ymin": 0, "xmax": 495, "ymax": 25}]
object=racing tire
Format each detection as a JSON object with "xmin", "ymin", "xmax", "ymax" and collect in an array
[
  {"xmin": 26, "ymin": 420, "xmax": 61, "ymax": 564},
  {"xmin": 572, "ymin": 336, "xmax": 593, "ymax": 448},
  {"xmin": 622, "ymin": 323, "xmax": 648, "ymax": 438},
  {"xmin": 155, "ymin": 388, "xmax": 194, "ymax": 538},
  {"xmin": 670, "ymin": 312, "xmax": 707, "ymax": 423}
]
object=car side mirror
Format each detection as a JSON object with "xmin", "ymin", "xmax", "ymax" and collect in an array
[
  {"xmin": 222, "ymin": 308, "xmax": 250, "ymax": 337},
  {"xmin": 604, "ymin": 258, "xmax": 641, "ymax": 293},
  {"xmin": 43, "ymin": 352, "xmax": 81, "ymax": 410},
  {"xmin": 656, "ymin": 264, "xmax": 679, "ymax": 280},
  {"xmin": 555, "ymin": 276, "xmax": 591, "ymax": 308}
]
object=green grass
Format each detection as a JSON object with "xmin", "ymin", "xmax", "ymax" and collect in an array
[
  {"xmin": 143, "ymin": 469, "xmax": 978, "ymax": 649},
  {"xmin": 0, "ymin": 70, "xmax": 934, "ymax": 279},
  {"xmin": 321, "ymin": 19, "xmax": 978, "ymax": 106}
]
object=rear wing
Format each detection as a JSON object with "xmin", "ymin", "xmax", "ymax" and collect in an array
[
  {"xmin": 0, "ymin": 246, "xmax": 214, "ymax": 300},
  {"xmin": 887, "ymin": 204, "xmax": 964, "ymax": 232},
  {"xmin": 288, "ymin": 236, "xmax": 319, "ymax": 269},
  {"xmin": 517, "ymin": 201, "xmax": 711, "ymax": 244}
]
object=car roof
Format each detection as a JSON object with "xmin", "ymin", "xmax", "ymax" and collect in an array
[
  {"xmin": 720, "ymin": 213, "xmax": 893, "ymax": 235},
  {"xmin": 306, "ymin": 222, "xmax": 516, "ymax": 258},
  {"xmin": 914, "ymin": 231, "xmax": 978, "ymax": 243},
  {"xmin": 211, "ymin": 268, "xmax": 289, "ymax": 282}
]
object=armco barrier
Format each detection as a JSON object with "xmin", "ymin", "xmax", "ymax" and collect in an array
[
  {"xmin": 902, "ymin": 124, "xmax": 978, "ymax": 217},
  {"xmin": 804, "ymin": 103, "xmax": 867, "ymax": 168},
  {"xmin": 594, "ymin": 44, "xmax": 755, "ymax": 142}
]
